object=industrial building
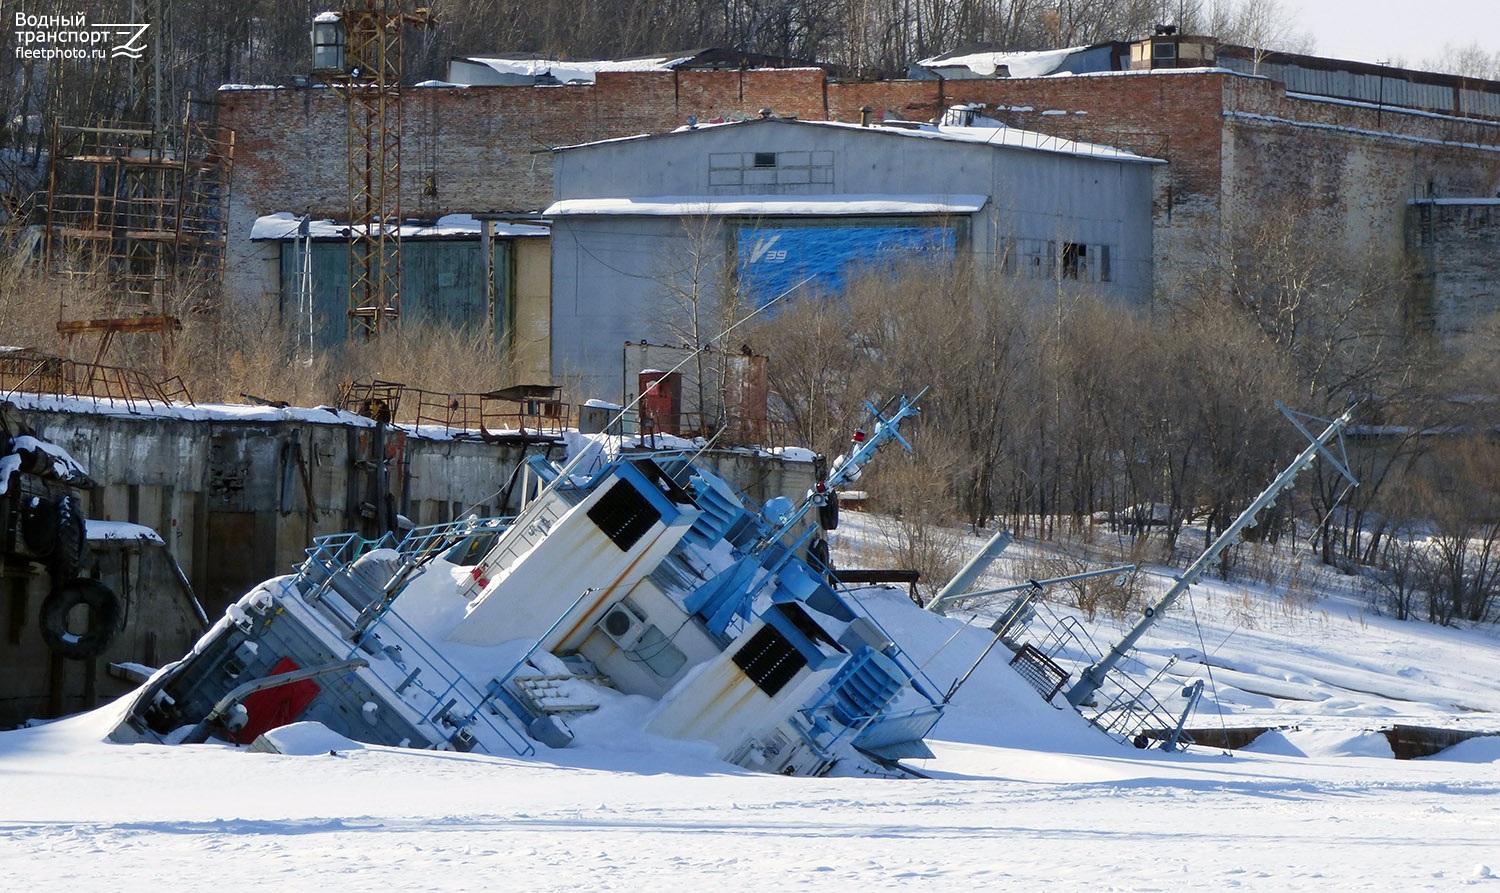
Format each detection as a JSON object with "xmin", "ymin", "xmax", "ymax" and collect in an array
[
  {"xmin": 212, "ymin": 32, "xmax": 1500, "ymax": 389},
  {"xmin": 545, "ymin": 112, "xmax": 1159, "ymax": 404}
]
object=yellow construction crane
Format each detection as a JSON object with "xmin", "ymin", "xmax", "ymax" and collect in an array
[{"xmin": 312, "ymin": 2, "xmax": 432, "ymax": 340}]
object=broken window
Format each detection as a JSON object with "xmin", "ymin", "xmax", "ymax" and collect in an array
[
  {"xmin": 1002, "ymin": 240, "xmax": 1113, "ymax": 283},
  {"xmin": 732, "ymin": 624, "xmax": 807, "ymax": 697},
  {"xmin": 1062, "ymin": 242, "xmax": 1085, "ymax": 279},
  {"xmin": 587, "ymin": 482, "xmax": 661, "ymax": 552}
]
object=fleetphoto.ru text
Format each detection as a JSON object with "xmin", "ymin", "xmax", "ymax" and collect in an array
[{"xmin": 14, "ymin": 13, "xmax": 149, "ymax": 60}]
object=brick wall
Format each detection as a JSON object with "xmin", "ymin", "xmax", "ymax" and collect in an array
[
  {"xmin": 221, "ymin": 66, "xmax": 1500, "ymax": 318},
  {"xmin": 1409, "ymin": 201, "xmax": 1500, "ymax": 346}
]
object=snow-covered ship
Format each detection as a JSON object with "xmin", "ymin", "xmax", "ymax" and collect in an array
[{"xmin": 109, "ymin": 395, "xmax": 948, "ymax": 776}]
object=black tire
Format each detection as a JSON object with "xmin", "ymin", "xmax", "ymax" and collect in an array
[
  {"xmin": 818, "ymin": 490, "xmax": 840, "ymax": 531},
  {"xmin": 49, "ymin": 494, "xmax": 86, "ymax": 581},
  {"xmin": 19, "ymin": 494, "xmax": 60, "ymax": 558},
  {"xmin": 808, "ymin": 536, "xmax": 831, "ymax": 574},
  {"xmin": 39, "ymin": 578, "xmax": 121, "ymax": 660}
]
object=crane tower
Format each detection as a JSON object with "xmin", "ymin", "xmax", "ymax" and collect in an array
[{"xmin": 313, "ymin": 2, "xmax": 431, "ymax": 339}]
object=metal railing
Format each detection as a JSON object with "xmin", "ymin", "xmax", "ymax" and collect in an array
[
  {"xmin": 338, "ymin": 379, "xmax": 571, "ymax": 438},
  {"xmin": 293, "ymin": 520, "xmax": 536, "ymax": 757},
  {"xmin": 0, "ymin": 350, "xmax": 192, "ymax": 408}
]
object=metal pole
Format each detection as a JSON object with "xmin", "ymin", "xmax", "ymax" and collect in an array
[
  {"xmin": 1065, "ymin": 404, "xmax": 1357, "ymax": 708},
  {"xmin": 926, "ymin": 528, "xmax": 1013, "ymax": 613},
  {"xmin": 931, "ymin": 562, "xmax": 1136, "ymax": 613}
]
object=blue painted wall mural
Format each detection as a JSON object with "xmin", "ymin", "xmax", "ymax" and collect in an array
[{"xmin": 734, "ymin": 219, "xmax": 960, "ymax": 306}]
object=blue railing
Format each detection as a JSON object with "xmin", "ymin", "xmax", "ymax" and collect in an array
[{"xmin": 291, "ymin": 519, "xmax": 536, "ymax": 758}]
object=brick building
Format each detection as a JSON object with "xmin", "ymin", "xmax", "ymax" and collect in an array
[{"xmin": 219, "ymin": 36, "xmax": 1500, "ymax": 374}]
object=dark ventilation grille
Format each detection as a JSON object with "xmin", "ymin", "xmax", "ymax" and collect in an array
[
  {"xmin": 732, "ymin": 625, "xmax": 807, "ymax": 697},
  {"xmin": 753, "ymin": 151, "xmax": 777, "ymax": 168},
  {"xmin": 587, "ymin": 482, "xmax": 661, "ymax": 551},
  {"xmin": 1008, "ymin": 643, "xmax": 1071, "ymax": 701}
]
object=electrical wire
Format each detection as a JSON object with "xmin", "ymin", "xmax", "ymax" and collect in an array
[{"xmin": 1185, "ymin": 585, "xmax": 1234, "ymax": 755}]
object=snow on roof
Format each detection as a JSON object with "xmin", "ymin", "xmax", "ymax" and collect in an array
[
  {"xmin": 557, "ymin": 116, "xmax": 1159, "ymax": 163},
  {"xmin": 544, "ymin": 193, "xmax": 990, "ymax": 218},
  {"xmin": 250, "ymin": 212, "xmax": 549, "ymax": 241},
  {"xmin": 457, "ymin": 54, "xmax": 696, "ymax": 85},
  {"xmin": 1228, "ymin": 110, "xmax": 1500, "ymax": 155},
  {"xmin": 313, "ymin": 10, "xmax": 341, "ymax": 23},
  {"xmin": 85, "ymin": 520, "xmax": 165, "ymax": 544},
  {"xmin": 918, "ymin": 45, "xmax": 1091, "ymax": 78},
  {"xmin": 8, "ymin": 391, "xmax": 385, "ymax": 430},
  {"xmin": 862, "ymin": 117, "xmax": 1156, "ymax": 160}
]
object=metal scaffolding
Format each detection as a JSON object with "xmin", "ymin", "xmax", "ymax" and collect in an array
[
  {"xmin": 42, "ymin": 100, "xmax": 234, "ymax": 365},
  {"xmin": 316, "ymin": 2, "xmax": 431, "ymax": 340}
]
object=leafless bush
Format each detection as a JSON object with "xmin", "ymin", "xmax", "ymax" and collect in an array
[
  {"xmin": 1020, "ymin": 552, "xmax": 1146, "ymax": 622},
  {"xmin": 859, "ymin": 445, "xmax": 966, "ymax": 607},
  {"xmin": 0, "ymin": 266, "xmax": 111, "ymax": 356}
]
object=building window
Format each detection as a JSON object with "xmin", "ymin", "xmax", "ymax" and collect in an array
[
  {"xmin": 1153, "ymin": 41, "xmax": 1178, "ymax": 63},
  {"xmin": 732, "ymin": 625, "xmax": 807, "ymax": 697},
  {"xmin": 587, "ymin": 482, "xmax": 661, "ymax": 551},
  {"xmin": 753, "ymin": 151, "xmax": 777, "ymax": 168},
  {"xmin": 1003, "ymin": 238, "xmax": 1113, "ymax": 284},
  {"xmin": 1062, "ymin": 242, "xmax": 1085, "ymax": 279}
]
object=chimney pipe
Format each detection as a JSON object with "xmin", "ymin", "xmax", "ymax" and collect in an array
[{"xmin": 860, "ymin": 105, "xmax": 874, "ymax": 127}]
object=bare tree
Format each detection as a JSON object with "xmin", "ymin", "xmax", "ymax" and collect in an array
[{"xmin": 1421, "ymin": 43, "xmax": 1500, "ymax": 80}]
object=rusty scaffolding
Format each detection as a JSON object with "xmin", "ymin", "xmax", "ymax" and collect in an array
[
  {"xmin": 317, "ymin": 2, "xmax": 431, "ymax": 340},
  {"xmin": 42, "ymin": 99, "xmax": 234, "ymax": 365}
]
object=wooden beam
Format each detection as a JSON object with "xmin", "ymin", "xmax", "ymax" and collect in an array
[{"xmin": 56, "ymin": 315, "xmax": 182, "ymax": 336}]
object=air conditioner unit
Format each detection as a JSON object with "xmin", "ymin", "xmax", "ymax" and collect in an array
[{"xmin": 596, "ymin": 600, "xmax": 648, "ymax": 651}]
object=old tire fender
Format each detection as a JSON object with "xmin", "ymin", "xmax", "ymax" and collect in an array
[{"xmin": 39, "ymin": 578, "xmax": 121, "ymax": 660}]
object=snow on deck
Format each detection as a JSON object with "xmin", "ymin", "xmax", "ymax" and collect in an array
[{"xmin": 6, "ymin": 532, "xmax": 1500, "ymax": 886}]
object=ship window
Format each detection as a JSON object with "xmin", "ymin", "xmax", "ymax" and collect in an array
[
  {"xmin": 732, "ymin": 625, "xmax": 807, "ymax": 697},
  {"xmin": 587, "ymin": 482, "xmax": 661, "ymax": 551}
]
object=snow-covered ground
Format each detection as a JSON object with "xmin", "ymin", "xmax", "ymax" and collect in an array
[{"xmin": 6, "ymin": 516, "xmax": 1500, "ymax": 889}]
